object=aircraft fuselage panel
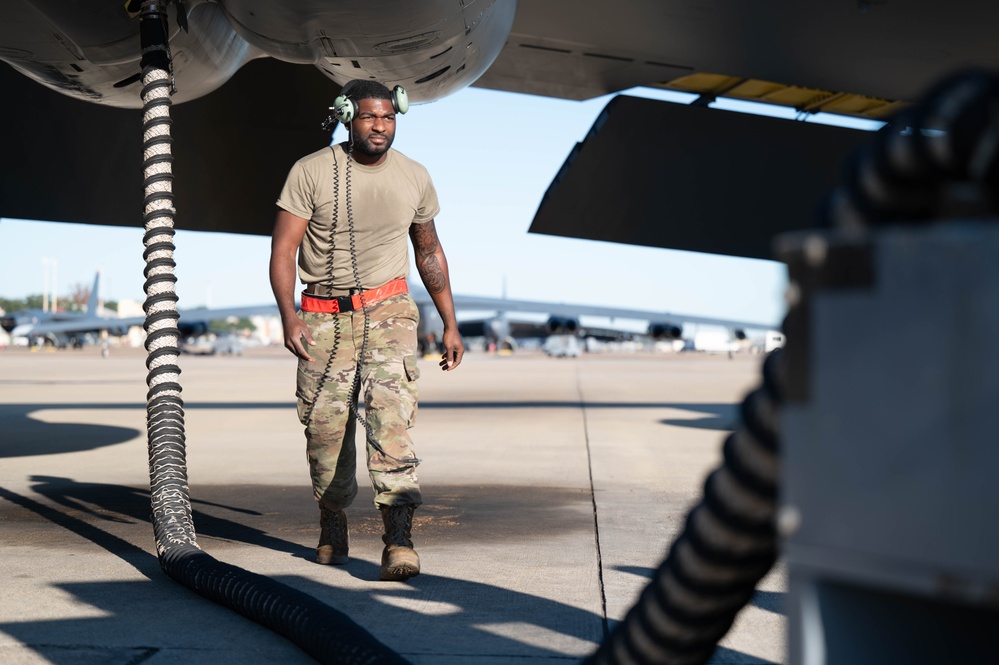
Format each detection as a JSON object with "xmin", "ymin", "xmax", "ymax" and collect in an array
[{"xmin": 0, "ymin": 0, "xmax": 517, "ymax": 108}]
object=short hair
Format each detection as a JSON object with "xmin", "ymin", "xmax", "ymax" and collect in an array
[{"xmin": 340, "ymin": 80, "xmax": 392, "ymax": 104}]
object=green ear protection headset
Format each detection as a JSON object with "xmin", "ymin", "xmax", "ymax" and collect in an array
[{"xmin": 332, "ymin": 83, "xmax": 409, "ymax": 123}]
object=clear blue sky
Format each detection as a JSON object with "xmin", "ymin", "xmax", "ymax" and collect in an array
[{"xmin": 0, "ymin": 85, "xmax": 880, "ymax": 329}]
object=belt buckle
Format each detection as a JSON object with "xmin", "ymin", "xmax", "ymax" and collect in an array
[{"xmin": 336, "ymin": 294, "xmax": 354, "ymax": 312}]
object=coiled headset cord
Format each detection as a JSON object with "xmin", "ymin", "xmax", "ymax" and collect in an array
[{"xmin": 302, "ymin": 137, "xmax": 420, "ymax": 468}]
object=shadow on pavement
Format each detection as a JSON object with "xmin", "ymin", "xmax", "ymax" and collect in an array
[
  {"xmin": 659, "ymin": 403, "xmax": 739, "ymax": 431},
  {"xmin": 751, "ymin": 590, "xmax": 786, "ymax": 616},
  {"xmin": 1, "ymin": 480, "xmax": 603, "ymax": 662},
  {"xmin": 2, "ymin": 477, "xmax": 774, "ymax": 663},
  {"xmin": 0, "ymin": 399, "xmax": 736, "ymax": 459},
  {"xmin": 0, "ymin": 404, "xmax": 140, "ymax": 457},
  {"xmin": 611, "ymin": 565, "xmax": 785, "ymax": 616}
]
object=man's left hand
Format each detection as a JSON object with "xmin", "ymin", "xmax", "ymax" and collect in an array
[{"xmin": 439, "ymin": 328, "xmax": 464, "ymax": 371}]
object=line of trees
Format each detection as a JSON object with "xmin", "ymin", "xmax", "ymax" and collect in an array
[
  {"xmin": 0, "ymin": 289, "xmax": 118, "ymax": 314},
  {"xmin": 0, "ymin": 295, "xmax": 46, "ymax": 312},
  {"xmin": 210, "ymin": 317, "xmax": 255, "ymax": 334}
]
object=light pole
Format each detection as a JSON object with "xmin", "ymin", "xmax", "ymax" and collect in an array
[
  {"xmin": 42, "ymin": 257, "xmax": 49, "ymax": 312},
  {"xmin": 51, "ymin": 258, "xmax": 58, "ymax": 313}
]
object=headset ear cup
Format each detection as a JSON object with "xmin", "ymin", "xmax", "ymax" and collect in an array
[
  {"xmin": 393, "ymin": 85, "xmax": 409, "ymax": 114},
  {"xmin": 333, "ymin": 94, "xmax": 355, "ymax": 123}
]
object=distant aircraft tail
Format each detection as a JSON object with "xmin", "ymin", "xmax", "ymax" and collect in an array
[{"xmin": 86, "ymin": 271, "xmax": 101, "ymax": 315}]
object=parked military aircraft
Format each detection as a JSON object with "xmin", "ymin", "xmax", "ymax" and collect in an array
[
  {"xmin": 1, "ymin": 272, "xmax": 108, "ymax": 348},
  {"xmin": 437, "ymin": 286, "xmax": 774, "ymax": 355},
  {"xmin": 2, "ymin": 272, "xmax": 278, "ymax": 349},
  {"xmin": 2, "ymin": 269, "xmax": 775, "ymax": 355}
]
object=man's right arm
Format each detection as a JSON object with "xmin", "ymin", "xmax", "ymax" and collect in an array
[{"xmin": 269, "ymin": 209, "xmax": 314, "ymax": 361}]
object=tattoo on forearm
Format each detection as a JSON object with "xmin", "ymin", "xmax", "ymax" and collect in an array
[
  {"xmin": 419, "ymin": 255, "xmax": 446, "ymax": 294},
  {"xmin": 411, "ymin": 221, "xmax": 439, "ymax": 259},
  {"xmin": 412, "ymin": 221, "xmax": 446, "ymax": 293}
]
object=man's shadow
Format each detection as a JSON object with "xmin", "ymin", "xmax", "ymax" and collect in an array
[
  {"xmin": 4, "ymin": 476, "xmax": 780, "ymax": 664},
  {"xmin": 24, "ymin": 474, "xmax": 314, "ymax": 560}
]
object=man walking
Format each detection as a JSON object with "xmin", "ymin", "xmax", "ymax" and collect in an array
[{"xmin": 269, "ymin": 80, "xmax": 463, "ymax": 581}]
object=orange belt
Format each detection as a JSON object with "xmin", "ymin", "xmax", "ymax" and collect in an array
[{"xmin": 300, "ymin": 277, "xmax": 408, "ymax": 314}]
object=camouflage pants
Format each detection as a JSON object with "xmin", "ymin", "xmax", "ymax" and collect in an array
[{"xmin": 296, "ymin": 293, "xmax": 421, "ymax": 510}]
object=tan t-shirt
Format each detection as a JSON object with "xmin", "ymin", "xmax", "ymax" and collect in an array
[{"xmin": 276, "ymin": 143, "xmax": 440, "ymax": 293}]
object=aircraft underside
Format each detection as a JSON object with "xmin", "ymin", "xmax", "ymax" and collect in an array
[{"xmin": 4, "ymin": 1, "xmax": 999, "ymax": 259}]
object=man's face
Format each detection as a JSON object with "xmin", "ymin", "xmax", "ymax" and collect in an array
[{"xmin": 349, "ymin": 98, "xmax": 396, "ymax": 157}]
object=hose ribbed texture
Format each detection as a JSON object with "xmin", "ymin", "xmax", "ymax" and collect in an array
[
  {"xmin": 140, "ymin": 8, "xmax": 194, "ymax": 556},
  {"xmin": 587, "ymin": 68, "xmax": 999, "ymax": 665},
  {"xmin": 586, "ymin": 350, "xmax": 783, "ymax": 665},
  {"xmin": 162, "ymin": 546, "xmax": 410, "ymax": 664},
  {"xmin": 138, "ymin": 5, "xmax": 408, "ymax": 662},
  {"xmin": 824, "ymin": 69, "xmax": 999, "ymax": 230}
]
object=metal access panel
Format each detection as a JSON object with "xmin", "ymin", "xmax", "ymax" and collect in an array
[{"xmin": 777, "ymin": 221, "xmax": 999, "ymax": 664}]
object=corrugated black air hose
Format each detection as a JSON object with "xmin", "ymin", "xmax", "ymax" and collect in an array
[
  {"xmin": 137, "ymin": 3, "xmax": 409, "ymax": 662},
  {"xmin": 589, "ymin": 67, "xmax": 999, "ymax": 665},
  {"xmin": 824, "ymin": 69, "xmax": 999, "ymax": 230},
  {"xmin": 586, "ymin": 349, "xmax": 783, "ymax": 665}
]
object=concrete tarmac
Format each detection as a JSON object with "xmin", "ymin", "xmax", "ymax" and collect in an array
[{"xmin": 0, "ymin": 345, "xmax": 785, "ymax": 664}]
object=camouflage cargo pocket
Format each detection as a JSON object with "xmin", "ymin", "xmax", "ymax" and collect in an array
[
  {"xmin": 403, "ymin": 354, "xmax": 420, "ymax": 381},
  {"xmin": 403, "ymin": 354, "xmax": 419, "ymax": 427},
  {"xmin": 295, "ymin": 361, "xmax": 318, "ymax": 425}
]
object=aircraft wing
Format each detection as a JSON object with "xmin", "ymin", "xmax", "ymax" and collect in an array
[
  {"xmin": 474, "ymin": 1, "xmax": 995, "ymax": 110},
  {"xmin": 409, "ymin": 281, "xmax": 776, "ymax": 352},
  {"xmin": 450, "ymin": 292, "xmax": 775, "ymax": 331},
  {"xmin": 5, "ymin": 1, "xmax": 998, "ymax": 259},
  {"xmin": 471, "ymin": 1, "xmax": 999, "ymax": 259},
  {"xmin": 12, "ymin": 304, "xmax": 278, "ymax": 339}
]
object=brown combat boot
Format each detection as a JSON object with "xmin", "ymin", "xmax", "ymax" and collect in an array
[
  {"xmin": 379, "ymin": 505, "xmax": 420, "ymax": 581},
  {"xmin": 316, "ymin": 506, "xmax": 349, "ymax": 565}
]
